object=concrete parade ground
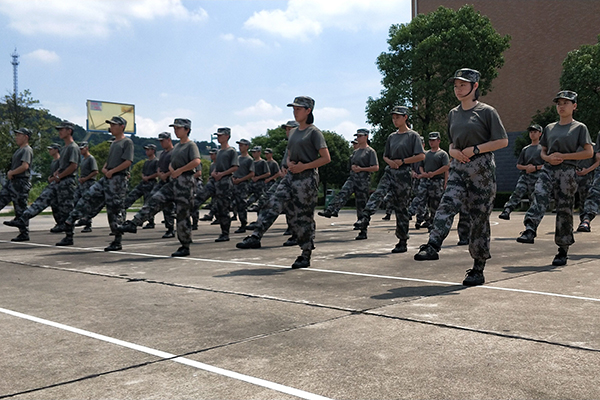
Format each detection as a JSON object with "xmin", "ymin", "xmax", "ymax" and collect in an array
[{"xmin": 1, "ymin": 209, "xmax": 600, "ymax": 399}]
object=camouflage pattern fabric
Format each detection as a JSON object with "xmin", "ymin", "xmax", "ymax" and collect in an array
[
  {"xmin": 252, "ymin": 170, "xmax": 318, "ymax": 254},
  {"xmin": 246, "ymin": 180, "xmax": 266, "ymax": 208},
  {"xmin": 66, "ymin": 175, "xmax": 128, "ymax": 239},
  {"xmin": 503, "ymin": 172, "xmax": 539, "ymax": 212},
  {"xmin": 428, "ymin": 154, "xmax": 496, "ymax": 261},
  {"xmin": 232, "ymin": 180, "xmax": 250, "ymax": 226},
  {"xmin": 22, "ymin": 177, "xmax": 77, "ymax": 226},
  {"xmin": 415, "ymin": 178, "xmax": 445, "ymax": 227},
  {"xmin": 195, "ymin": 176, "xmax": 233, "ymax": 236},
  {"xmin": 123, "ymin": 180, "xmax": 157, "ymax": 223},
  {"xmin": 523, "ymin": 165, "xmax": 577, "ymax": 247},
  {"xmin": 147, "ymin": 180, "xmax": 175, "ymax": 231},
  {"xmin": 325, "ymin": 172, "xmax": 370, "ymax": 220},
  {"xmin": 0, "ymin": 177, "xmax": 31, "ymax": 234},
  {"xmin": 581, "ymin": 169, "xmax": 600, "ymax": 222},
  {"xmin": 132, "ymin": 174, "xmax": 195, "ymax": 246},
  {"xmin": 576, "ymin": 172, "xmax": 593, "ymax": 222},
  {"xmin": 363, "ymin": 166, "xmax": 413, "ymax": 241}
]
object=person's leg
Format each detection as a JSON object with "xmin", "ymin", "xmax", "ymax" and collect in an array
[
  {"xmin": 520, "ymin": 167, "xmax": 554, "ymax": 242},
  {"xmin": 552, "ymin": 168, "xmax": 577, "ymax": 265}
]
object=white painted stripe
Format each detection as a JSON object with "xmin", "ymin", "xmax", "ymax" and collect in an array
[
  {"xmin": 0, "ymin": 307, "xmax": 333, "ymax": 400},
  {"xmin": 2, "ymin": 240, "xmax": 600, "ymax": 303}
]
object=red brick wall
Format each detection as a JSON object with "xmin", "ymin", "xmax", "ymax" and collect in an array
[{"xmin": 413, "ymin": 0, "xmax": 600, "ymax": 132}]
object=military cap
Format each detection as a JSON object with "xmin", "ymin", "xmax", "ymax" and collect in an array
[
  {"xmin": 47, "ymin": 143, "xmax": 62, "ymax": 150},
  {"xmin": 143, "ymin": 143, "xmax": 157, "ymax": 150},
  {"xmin": 169, "ymin": 118, "xmax": 191, "ymax": 128},
  {"xmin": 216, "ymin": 127, "xmax": 231, "ymax": 136},
  {"xmin": 281, "ymin": 120, "xmax": 299, "ymax": 128},
  {"xmin": 209, "ymin": 149, "xmax": 218, "ymax": 154},
  {"xmin": 428, "ymin": 132, "xmax": 441, "ymax": 140},
  {"xmin": 158, "ymin": 132, "xmax": 171, "ymax": 140},
  {"xmin": 105, "ymin": 116, "xmax": 127, "ymax": 126},
  {"xmin": 527, "ymin": 124, "xmax": 543, "ymax": 132},
  {"xmin": 355, "ymin": 128, "xmax": 370, "ymax": 136},
  {"xmin": 78, "ymin": 141, "xmax": 89, "ymax": 148},
  {"xmin": 251, "ymin": 146, "xmax": 262, "ymax": 152},
  {"xmin": 451, "ymin": 68, "xmax": 480, "ymax": 83},
  {"xmin": 236, "ymin": 138, "xmax": 251, "ymax": 145},
  {"xmin": 265, "ymin": 148, "xmax": 273, "ymax": 154},
  {"xmin": 14, "ymin": 128, "xmax": 32, "ymax": 137},
  {"xmin": 351, "ymin": 139, "xmax": 358, "ymax": 145},
  {"xmin": 390, "ymin": 106, "xmax": 409, "ymax": 115},
  {"xmin": 553, "ymin": 90, "xmax": 577, "ymax": 103},
  {"xmin": 287, "ymin": 96, "xmax": 315, "ymax": 109},
  {"xmin": 55, "ymin": 120, "xmax": 75, "ymax": 130}
]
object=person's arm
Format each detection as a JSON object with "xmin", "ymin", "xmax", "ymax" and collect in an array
[
  {"xmin": 7, "ymin": 161, "xmax": 30, "ymax": 180},
  {"xmin": 388, "ymin": 153, "xmax": 426, "ymax": 169},
  {"xmin": 234, "ymin": 171, "xmax": 255, "ymax": 184},
  {"xmin": 577, "ymin": 153, "xmax": 600, "ymax": 176},
  {"xmin": 170, "ymin": 158, "xmax": 201, "ymax": 179},
  {"xmin": 452, "ymin": 138, "xmax": 509, "ymax": 163},
  {"xmin": 105, "ymin": 160, "xmax": 133, "ymax": 178},
  {"xmin": 252, "ymin": 171, "xmax": 270, "ymax": 182},
  {"xmin": 543, "ymin": 144, "xmax": 593, "ymax": 165},
  {"xmin": 80, "ymin": 170, "xmax": 98, "ymax": 183},
  {"xmin": 213, "ymin": 166, "xmax": 238, "ymax": 181},
  {"xmin": 288, "ymin": 148, "xmax": 331, "ymax": 173},
  {"xmin": 56, "ymin": 162, "xmax": 78, "ymax": 180},
  {"xmin": 428, "ymin": 164, "xmax": 450, "ymax": 178},
  {"xmin": 351, "ymin": 164, "xmax": 379, "ymax": 173}
]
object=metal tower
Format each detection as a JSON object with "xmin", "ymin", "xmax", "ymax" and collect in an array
[{"xmin": 11, "ymin": 48, "xmax": 19, "ymax": 95}]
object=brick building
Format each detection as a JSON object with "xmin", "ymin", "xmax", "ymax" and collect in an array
[{"xmin": 412, "ymin": 0, "xmax": 600, "ymax": 191}]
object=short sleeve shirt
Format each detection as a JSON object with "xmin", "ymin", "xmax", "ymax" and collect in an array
[
  {"xmin": 215, "ymin": 147, "xmax": 239, "ymax": 173},
  {"xmin": 351, "ymin": 146, "xmax": 379, "ymax": 170},
  {"xmin": 50, "ymin": 159, "xmax": 60, "ymax": 175},
  {"xmin": 157, "ymin": 149, "xmax": 172, "ymax": 173},
  {"xmin": 58, "ymin": 142, "xmax": 81, "ymax": 176},
  {"xmin": 384, "ymin": 130, "xmax": 424, "ymax": 161},
  {"xmin": 170, "ymin": 141, "xmax": 200, "ymax": 170},
  {"xmin": 517, "ymin": 144, "xmax": 543, "ymax": 166},
  {"xmin": 423, "ymin": 149, "xmax": 449, "ymax": 179},
  {"xmin": 253, "ymin": 159, "xmax": 270, "ymax": 180},
  {"xmin": 287, "ymin": 125, "xmax": 328, "ymax": 164},
  {"xmin": 234, "ymin": 155, "xmax": 255, "ymax": 178},
  {"xmin": 540, "ymin": 120, "xmax": 592, "ymax": 167},
  {"xmin": 80, "ymin": 155, "xmax": 98, "ymax": 178},
  {"xmin": 11, "ymin": 145, "xmax": 33, "ymax": 179},
  {"xmin": 267, "ymin": 159, "xmax": 280, "ymax": 177},
  {"xmin": 107, "ymin": 137, "xmax": 134, "ymax": 170},
  {"xmin": 447, "ymin": 102, "xmax": 507, "ymax": 149}
]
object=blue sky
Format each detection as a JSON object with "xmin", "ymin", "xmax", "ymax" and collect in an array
[{"xmin": 0, "ymin": 0, "xmax": 411, "ymax": 144}]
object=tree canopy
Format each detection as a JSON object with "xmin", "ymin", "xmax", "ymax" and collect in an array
[{"xmin": 366, "ymin": 5, "xmax": 510, "ymax": 156}]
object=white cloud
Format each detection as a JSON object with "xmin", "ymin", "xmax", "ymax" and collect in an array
[
  {"xmin": 220, "ymin": 33, "xmax": 266, "ymax": 48},
  {"xmin": 244, "ymin": 0, "xmax": 411, "ymax": 40},
  {"xmin": 24, "ymin": 49, "xmax": 60, "ymax": 64},
  {"xmin": 0, "ymin": 0, "xmax": 208, "ymax": 37},
  {"xmin": 235, "ymin": 100, "xmax": 283, "ymax": 118},
  {"xmin": 228, "ymin": 119, "xmax": 285, "ymax": 144}
]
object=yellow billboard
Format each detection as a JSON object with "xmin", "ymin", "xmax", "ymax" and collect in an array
[{"xmin": 87, "ymin": 100, "xmax": 136, "ymax": 134}]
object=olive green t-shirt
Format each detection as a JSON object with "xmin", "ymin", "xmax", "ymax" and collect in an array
[
  {"xmin": 351, "ymin": 146, "xmax": 379, "ymax": 170},
  {"xmin": 383, "ymin": 130, "xmax": 424, "ymax": 161},
  {"xmin": 11, "ymin": 145, "xmax": 33, "ymax": 179},
  {"xmin": 50, "ymin": 159, "xmax": 60, "ymax": 175},
  {"xmin": 423, "ymin": 149, "xmax": 449, "ymax": 179},
  {"xmin": 267, "ymin": 159, "xmax": 280, "ymax": 177},
  {"xmin": 517, "ymin": 144, "xmax": 543, "ymax": 166},
  {"xmin": 447, "ymin": 102, "xmax": 507, "ymax": 150},
  {"xmin": 234, "ymin": 155, "xmax": 255, "ymax": 178},
  {"xmin": 540, "ymin": 120, "xmax": 592, "ymax": 167},
  {"xmin": 215, "ymin": 147, "xmax": 239, "ymax": 173},
  {"xmin": 170, "ymin": 141, "xmax": 200, "ymax": 170},
  {"xmin": 58, "ymin": 142, "xmax": 81, "ymax": 176},
  {"xmin": 253, "ymin": 159, "xmax": 270, "ymax": 180},
  {"xmin": 287, "ymin": 125, "xmax": 327, "ymax": 164},
  {"xmin": 80, "ymin": 155, "xmax": 98, "ymax": 178},
  {"xmin": 106, "ymin": 137, "xmax": 134, "ymax": 170}
]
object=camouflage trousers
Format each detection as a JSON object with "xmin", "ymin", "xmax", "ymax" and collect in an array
[
  {"xmin": 146, "ymin": 180, "xmax": 176, "ymax": 231},
  {"xmin": 191, "ymin": 179, "xmax": 205, "ymax": 226},
  {"xmin": 246, "ymin": 180, "xmax": 266, "ymax": 207},
  {"xmin": 503, "ymin": 171, "xmax": 540, "ymax": 212},
  {"xmin": 133, "ymin": 174, "xmax": 195, "ymax": 246},
  {"xmin": 196, "ymin": 176, "xmax": 233, "ymax": 236},
  {"xmin": 67, "ymin": 175, "xmax": 129, "ymax": 238},
  {"xmin": 124, "ymin": 181, "xmax": 156, "ymax": 224},
  {"xmin": 576, "ymin": 172, "xmax": 593, "ymax": 221},
  {"xmin": 256, "ymin": 179, "xmax": 279, "ymax": 211},
  {"xmin": 410, "ymin": 178, "xmax": 444, "ymax": 227},
  {"xmin": 363, "ymin": 166, "xmax": 413, "ymax": 241},
  {"xmin": 408, "ymin": 178, "xmax": 429, "ymax": 224},
  {"xmin": 326, "ymin": 172, "xmax": 370, "ymax": 220},
  {"xmin": 23, "ymin": 177, "xmax": 77, "ymax": 227},
  {"xmin": 579, "ymin": 168, "xmax": 600, "ymax": 223},
  {"xmin": 524, "ymin": 165, "xmax": 577, "ymax": 247},
  {"xmin": 0, "ymin": 177, "xmax": 31, "ymax": 235},
  {"xmin": 232, "ymin": 180, "xmax": 251, "ymax": 226},
  {"xmin": 428, "ymin": 154, "xmax": 496, "ymax": 261},
  {"xmin": 253, "ymin": 169, "xmax": 318, "ymax": 253},
  {"xmin": 192, "ymin": 179, "xmax": 214, "ymax": 223}
]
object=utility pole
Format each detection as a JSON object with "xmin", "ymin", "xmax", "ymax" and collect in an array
[{"xmin": 11, "ymin": 48, "xmax": 19, "ymax": 96}]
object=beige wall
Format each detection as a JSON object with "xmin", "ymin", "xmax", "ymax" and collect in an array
[{"xmin": 413, "ymin": 0, "xmax": 600, "ymax": 132}]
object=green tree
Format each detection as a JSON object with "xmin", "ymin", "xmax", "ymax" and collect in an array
[
  {"xmin": 319, "ymin": 131, "xmax": 352, "ymax": 195},
  {"xmin": 559, "ymin": 35, "xmax": 600, "ymax": 140},
  {"xmin": 366, "ymin": 5, "xmax": 510, "ymax": 157},
  {"xmin": 251, "ymin": 126, "xmax": 288, "ymax": 166},
  {"xmin": 129, "ymin": 159, "xmax": 145, "ymax": 187},
  {"xmin": 89, "ymin": 141, "xmax": 111, "ymax": 177}
]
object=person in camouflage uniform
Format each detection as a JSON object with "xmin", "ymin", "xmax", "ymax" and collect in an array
[
  {"xmin": 354, "ymin": 106, "xmax": 425, "ymax": 252},
  {"xmin": 237, "ymin": 96, "xmax": 331, "ymax": 269},
  {"xmin": 410, "ymin": 131, "xmax": 450, "ymax": 230},
  {"xmin": 71, "ymin": 142, "xmax": 99, "ymax": 233},
  {"xmin": 1, "ymin": 128, "xmax": 34, "ymax": 242},
  {"xmin": 408, "ymin": 136, "xmax": 429, "ymax": 229},
  {"xmin": 414, "ymin": 68, "xmax": 508, "ymax": 286},
  {"xmin": 516, "ymin": 91, "xmax": 593, "ymax": 267},
  {"xmin": 499, "ymin": 125, "xmax": 544, "ymax": 220},
  {"xmin": 118, "ymin": 118, "xmax": 201, "ymax": 257},
  {"xmin": 318, "ymin": 128, "xmax": 379, "ymax": 240},
  {"xmin": 574, "ymin": 141, "xmax": 600, "ymax": 230},
  {"xmin": 196, "ymin": 149, "xmax": 218, "ymax": 223},
  {"xmin": 6, "ymin": 121, "xmax": 80, "ymax": 240},
  {"xmin": 58, "ymin": 116, "xmax": 134, "ymax": 251},
  {"xmin": 45, "ymin": 143, "xmax": 63, "ymax": 232},
  {"xmin": 245, "ymin": 146, "xmax": 270, "ymax": 210},
  {"xmin": 123, "ymin": 143, "xmax": 159, "ymax": 229},
  {"xmin": 263, "ymin": 148, "xmax": 280, "ymax": 191},
  {"xmin": 231, "ymin": 139, "xmax": 254, "ymax": 233}
]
